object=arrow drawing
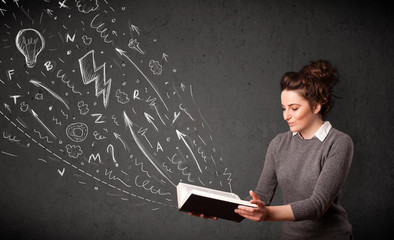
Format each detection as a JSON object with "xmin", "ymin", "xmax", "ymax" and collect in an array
[
  {"xmin": 124, "ymin": 111, "xmax": 176, "ymax": 187},
  {"xmin": 30, "ymin": 79, "xmax": 70, "ymax": 110},
  {"xmin": 162, "ymin": 53, "xmax": 168, "ymax": 62},
  {"xmin": 0, "ymin": 8, "xmax": 7, "ymax": 16},
  {"xmin": 79, "ymin": 50, "xmax": 112, "ymax": 108},
  {"xmin": 113, "ymin": 132, "xmax": 127, "ymax": 150},
  {"xmin": 4, "ymin": 103, "xmax": 11, "ymax": 112},
  {"xmin": 176, "ymin": 129, "xmax": 202, "ymax": 173},
  {"xmin": 127, "ymin": 38, "xmax": 144, "ymax": 55},
  {"xmin": 30, "ymin": 109, "xmax": 57, "ymax": 139},
  {"xmin": 130, "ymin": 24, "xmax": 140, "ymax": 35},
  {"xmin": 144, "ymin": 112, "xmax": 158, "ymax": 131},
  {"xmin": 46, "ymin": 8, "xmax": 53, "ymax": 16},
  {"xmin": 180, "ymin": 82, "xmax": 186, "ymax": 92},
  {"xmin": 115, "ymin": 48, "xmax": 169, "ymax": 112}
]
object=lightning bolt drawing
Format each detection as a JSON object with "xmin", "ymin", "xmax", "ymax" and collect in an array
[{"xmin": 79, "ymin": 50, "xmax": 112, "ymax": 108}]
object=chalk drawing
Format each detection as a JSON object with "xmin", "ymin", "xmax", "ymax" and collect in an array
[
  {"xmin": 66, "ymin": 122, "xmax": 88, "ymax": 142},
  {"xmin": 79, "ymin": 50, "xmax": 112, "ymax": 108},
  {"xmin": 15, "ymin": 28, "xmax": 45, "ymax": 68}
]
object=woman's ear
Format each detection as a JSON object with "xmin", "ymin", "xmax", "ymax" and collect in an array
[{"xmin": 313, "ymin": 103, "xmax": 322, "ymax": 115}]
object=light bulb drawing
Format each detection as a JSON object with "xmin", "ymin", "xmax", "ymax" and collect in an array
[{"xmin": 15, "ymin": 28, "xmax": 45, "ymax": 68}]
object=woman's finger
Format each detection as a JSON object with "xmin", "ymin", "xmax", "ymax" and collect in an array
[{"xmin": 249, "ymin": 190, "xmax": 266, "ymax": 207}]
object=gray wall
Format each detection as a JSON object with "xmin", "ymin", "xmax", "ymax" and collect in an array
[{"xmin": 0, "ymin": 0, "xmax": 392, "ymax": 239}]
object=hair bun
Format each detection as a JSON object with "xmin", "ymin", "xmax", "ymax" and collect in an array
[{"xmin": 301, "ymin": 60, "xmax": 339, "ymax": 86}]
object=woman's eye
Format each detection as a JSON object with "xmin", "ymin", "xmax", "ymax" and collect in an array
[{"xmin": 292, "ymin": 108, "xmax": 298, "ymax": 111}]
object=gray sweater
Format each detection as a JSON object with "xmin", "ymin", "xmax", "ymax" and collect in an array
[{"xmin": 253, "ymin": 128, "xmax": 353, "ymax": 240}]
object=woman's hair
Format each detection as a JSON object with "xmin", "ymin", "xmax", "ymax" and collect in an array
[{"xmin": 280, "ymin": 60, "xmax": 339, "ymax": 117}]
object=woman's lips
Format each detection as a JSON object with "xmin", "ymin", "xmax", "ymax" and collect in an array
[{"xmin": 288, "ymin": 122, "xmax": 295, "ymax": 127}]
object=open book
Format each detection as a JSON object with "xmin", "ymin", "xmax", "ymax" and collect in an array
[{"xmin": 177, "ymin": 182, "xmax": 257, "ymax": 222}]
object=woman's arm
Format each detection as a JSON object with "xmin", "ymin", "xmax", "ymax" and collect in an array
[
  {"xmin": 235, "ymin": 190, "xmax": 295, "ymax": 222},
  {"xmin": 264, "ymin": 205, "xmax": 295, "ymax": 221}
]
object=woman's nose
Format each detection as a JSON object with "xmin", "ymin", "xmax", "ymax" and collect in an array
[{"xmin": 283, "ymin": 110, "xmax": 291, "ymax": 120}]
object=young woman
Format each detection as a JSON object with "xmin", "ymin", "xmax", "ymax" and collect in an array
[{"xmin": 235, "ymin": 60, "xmax": 354, "ymax": 239}]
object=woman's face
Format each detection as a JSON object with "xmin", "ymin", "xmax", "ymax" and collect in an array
[{"xmin": 281, "ymin": 90, "xmax": 322, "ymax": 138}]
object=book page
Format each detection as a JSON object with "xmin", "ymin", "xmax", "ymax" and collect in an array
[
  {"xmin": 178, "ymin": 182, "xmax": 239, "ymax": 199},
  {"xmin": 191, "ymin": 189, "xmax": 256, "ymax": 208}
]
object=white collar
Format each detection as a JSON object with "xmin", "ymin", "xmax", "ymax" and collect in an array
[{"xmin": 292, "ymin": 121, "xmax": 332, "ymax": 142}]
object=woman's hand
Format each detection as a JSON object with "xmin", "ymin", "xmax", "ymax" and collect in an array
[
  {"xmin": 185, "ymin": 212, "xmax": 218, "ymax": 220},
  {"xmin": 234, "ymin": 190, "xmax": 268, "ymax": 222}
]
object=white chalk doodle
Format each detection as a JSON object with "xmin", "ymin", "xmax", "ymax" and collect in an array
[
  {"xmin": 35, "ymin": 93, "xmax": 43, "ymax": 100},
  {"xmin": 128, "ymin": 38, "xmax": 144, "ymax": 55},
  {"xmin": 76, "ymin": 0, "xmax": 99, "ymax": 13},
  {"xmin": 0, "ymin": 8, "xmax": 7, "ymax": 16},
  {"xmin": 16, "ymin": 117, "xmax": 29, "ymax": 129},
  {"xmin": 9, "ymin": 95, "xmax": 23, "ymax": 104},
  {"xmin": 113, "ymin": 132, "xmax": 127, "ymax": 150},
  {"xmin": 135, "ymin": 175, "xmax": 171, "ymax": 196},
  {"xmin": 3, "ymin": 103, "xmax": 11, "ymax": 112},
  {"xmin": 124, "ymin": 111, "xmax": 176, "ymax": 187},
  {"xmin": 66, "ymin": 33, "xmax": 75, "ymax": 42},
  {"xmin": 60, "ymin": 109, "xmax": 69, "ymax": 119},
  {"xmin": 57, "ymin": 168, "xmax": 65, "ymax": 176},
  {"xmin": 52, "ymin": 117, "xmax": 62, "ymax": 126},
  {"xmin": 33, "ymin": 129, "xmax": 53, "ymax": 143},
  {"xmin": 66, "ymin": 122, "xmax": 88, "ymax": 142},
  {"xmin": 93, "ymin": 131, "xmax": 106, "ymax": 140},
  {"xmin": 7, "ymin": 69, "xmax": 15, "ymax": 81},
  {"xmin": 44, "ymin": 61, "xmax": 55, "ymax": 71},
  {"xmin": 111, "ymin": 115, "xmax": 119, "ymax": 126},
  {"xmin": 148, "ymin": 60, "xmax": 162, "ymax": 75},
  {"xmin": 162, "ymin": 53, "xmax": 168, "ymax": 62},
  {"xmin": 176, "ymin": 129, "xmax": 202, "ymax": 173},
  {"xmin": 172, "ymin": 111, "xmax": 181, "ymax": 124},
  {"xmin": 56, "ymin": 69, "xmax": 82, "ymax": 95},
  {"xmin": 30, "ymin": 109, "xmax": 57, "ymax": 139},
  {"xmin": 90, "ymin": 14, "xmax": 114, "ymax": 44},
  {"xmin": 130, "ymin": 24, "xmax": 140, "ymax": 35},
  {"xmin": 91, "ymin": 113, "xmax": 105, "ymax": 123},
  {"xmin": 82, "ymin": 35, "xmax": 92, "ymax": 45},
  {"xmin": 179, "ymin": 104, "xmax": 194, "ymax": 121},
  {"xmin": 3, "ymin": 132, "xmax": 21, "ymax": 143},
  {"xmin": 77, "ymin": 100, "xmax": 89, "ymax": 115},
  {"xmin": 65, "ymin": 144, "xmax": 83, "ymax": 158},
  {"xmin": 88, "ymin": 153, "xmax": 102, "ymax": 164},
  {"xmin": 1, "ymin": 150, "xmax": 18, "ymax": 158},
  {"xmin": 106, "ymin": 144, "xmax": 119, "ymax": 167},
  {"xmin": 105, "ymin": 169, "xmax": 131, "ymax": 187},
  {"xmin": 115, "ymin": 89, "xmax": 130, "ymax": 104},
  {"xmin": 15, "ymin": 28, "xmax": 45, "ymax": 68},
  {"xmin": 134, "ymin": 158, "xmax": 151, "ymax": 178},
  {"xmin": 116, "ymin": 48, "xmax": 169, "ymax": 111},
  {"xmin": 79, "ymin": 50, "xmax": 112, "ymax": 108},
  {"xmin": 167, "ymin": 153, "xmax": 194, "ymax": 183},
  {"xmin": 144, "ymin": 112, "xmax": 158, "ymax": 131},
  {"xmin": 58, "ymin": 0, "xmax": 69, "ymax": 9},
  {"xmin": 30, "ymin": 79, "xmax": 70, "ymax": 110}
]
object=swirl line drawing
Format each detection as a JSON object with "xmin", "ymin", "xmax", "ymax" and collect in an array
[
  {"xmin": 56, "ymin": 69, "xmax": 82, "ymax": 95},
  {"xmin": 52, "ymin": 117, "xmax": 62, "ymax": 126},
  {"xmin": 135, "ymin": 158, "xmax": 151, "ymax": 178},
  {"xmin": 33, "ymin": 129, "xmax": 53, "ymax": 143}
]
